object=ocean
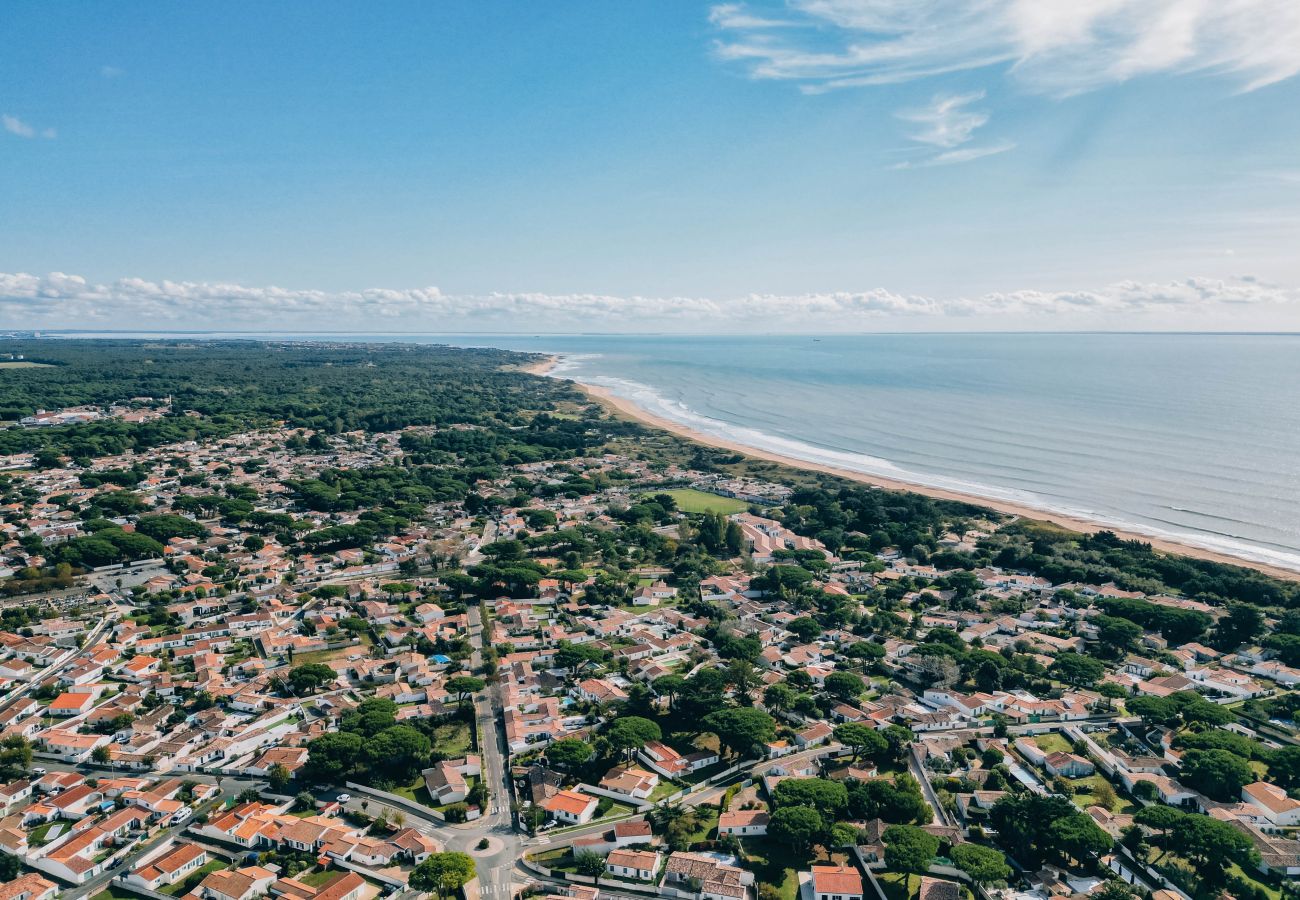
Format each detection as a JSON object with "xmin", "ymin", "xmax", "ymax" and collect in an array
[
  {"xmin": 451, "ymin": 332, "xmax": 1300, "ymax": 572},
  {"xmin": 35, "ymin": 331, "xmax": 1300, "ymax": 572}
]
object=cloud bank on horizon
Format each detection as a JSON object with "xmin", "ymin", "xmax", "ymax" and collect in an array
[{"xmin": 2, "ymin": 270, "xmax": 1295, "ymax": 333}]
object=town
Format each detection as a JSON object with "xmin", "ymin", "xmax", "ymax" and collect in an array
[{"xmin": 1, "ymin": 383, "xmax": 1299, "ymax": 900}]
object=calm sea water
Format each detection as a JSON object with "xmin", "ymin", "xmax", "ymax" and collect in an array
[
  {"xmin": 458, "ymin": 333, "xmax": 1300, "ymax": 572},
  {"xmin": 38, "ymin": 331, "xmax": 1300, "ymax": 571}
]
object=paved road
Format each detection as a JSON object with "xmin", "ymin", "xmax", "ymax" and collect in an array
[
  {"xmin": 0, "ymin": 612, "xmax": 117, "ymax": 716},
  {"xmin": 447, "ymin": 598, "xmax": 523, "ymax": 898}
]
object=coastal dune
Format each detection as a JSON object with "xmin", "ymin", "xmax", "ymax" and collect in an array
[{"xmin": 529, "ymin": 356, "xmax": 1300, "ymax": 583}]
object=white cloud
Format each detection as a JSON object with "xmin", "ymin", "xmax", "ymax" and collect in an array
[
  {"xmin": 708, "ymin": 3, "xmax": 793, "ymax": 28},
  {"xmin": 710, "ymin": 0, "xmax": 1300, "ymax": 95},
  {"xmin": 0, "ymin": 271, "xmax": 1294, "ymax": 331},
  {"xmin": 897, "ymin": 91, "xmax": 989, "ymax": 147},
  {"xmin": 3, "ymin": 114, "xmax": 56, "ymax": 140},
  {"xmin": 891, "ymin": 91, "xmax": 1012, "ymax": 166},
  {"xmin": 100, "ymin": 65, "xmax": 124, "ymax": 78},
  {"xmin": 3, "ymin": 115, "xmax": 35, "ymax": 138},
  {"xmin": 892, "ymin": 140, "xmax": 1016, "ymax": 168}
]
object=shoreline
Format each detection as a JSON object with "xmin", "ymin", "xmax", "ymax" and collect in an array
[{"xmin": 528, "ymin": 354, "xmax": 1300, "ymax": 582}]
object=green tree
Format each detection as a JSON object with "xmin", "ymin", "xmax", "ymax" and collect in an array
[
  {"xmin": 787, "ymin": 617, "xmax": 821, "ymax": 643},
  {"xmin": 1047, "ymin": 814, "xmax": 1113, "ymax": 866},
  {"xmin": 1094, "ymin": 616, "xmax": 1143, "ymax": 655},
  {"xmin": 824, "ymin": 671, "xmax": 866, "ymax": 702},
  {"xmin": 0, "ymin": 735, "xmax": 34, "ymax": 779},
  {"xmin": 772, "ymin": 778, "xmax": 849, "ymax": 817},
  {"xmin": 410, "ymin": 852, "xmax": 477, "ymax": 899},
  {"xmin": 883, "ymin": 825, "xmax": 939, "ymax": 876},
  {"xmin": 951, "ymin": 843, "xmax": 1012, "ymax": 885},
  {"xmin": 555, "ymin": 642, "xmax": 606, "ymax": 673},
  {"xmin": 833, "ymin": 723, "xmax": 888, "ymax": 762},
  {"xmin": 764, "ymin": 683, "xmax": 797, "ymax": 712},
  {"xmin": 769, "ymin": 805, "xmax": 825, "ymax": 852},
  {"xmin": 286, "ymin": 662, "xmax": 336, "ymax": 695},
  {"xmin": 1168, "ymin": 813, "xmax": 1253, "ymax": 887},
  {"xmin": 574, "ymin": 849, "xmax": 607, "ymax": 882},
  {"xmin": 547, "ymin": 738, "xmax": 593, "ymax": 771},
  {"xmin": 655, "ymin": 674, "xmax": 688, "ymax": 711},
  {"xmin": 705, "ymin": 707, "xmax": 776, "ymax": 758},
  {"xmin": 304, "ymin": 731, "xmax": 364, "ymax": 783},
  {"xmin": 1215, "ymin": 603, "xmax": 1265, "ymax": 650},
  {"xmin": 1178, "ymin": 749, "xmax": 1253, "ymax": 801},
  {"xmin": 92, "ymin": 744, "xmax": 112, "ymax": 765},
  {"xmin": 1050, "ymin": 654, "xmax": 1105, "ymax": 688},
  {"xmin": 446, "ymin": 675, "xmax": 486, "ymax": 706},
  {"xmin": 363, "ymin": 725, "xmax": 432, "ymax": 780},
  {"xmin": 607, "ymin": 716, "xmax": 661, "ymax": 760},
  {"xmin": 1133, "ymin": 806, "xmax": 1184, "ymax": 859},
  {"xmin": 268, "ymin": 763, "xmax": 292, "ymax": 793}
]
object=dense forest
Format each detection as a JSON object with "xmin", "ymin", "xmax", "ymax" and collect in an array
[{"xmin": 0, "ymin": 340, "xmax": 622, "ymax": 461}]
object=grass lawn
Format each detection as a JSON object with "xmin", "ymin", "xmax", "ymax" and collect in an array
[
  {"xmin": 1032, "ymin": 732, "xmax": 1073, "ymax": 754},
  {"xmin": 163, "ymin": 860, "xmax": 227, "ymax": 896},
  {"xmin": 879, "ymin": 872, "xmax": 918, "ymax": 900},
  {"xmin": 299, "ymin": 870, "xmax": 344, "ymax": 887},
  {"xmin": 1227, "ymin": 862, "xmax": 1281, "ymax": 900},
  {"xmin": 669, "ymin": 730, "xmax": 721, "ymax": 754},
  {"xmin": 390, "ymin": 775, "xmax": 437, "ymax": 808},
  {"xmin": 1069, "ymin": 774, "xmax": 1132, "ymax": 813},
  {"xmin": 29, "ymin": 820, "xmax": 67, "ymax": 845},
  {"xmin": 656, "ymin": 488, "xmax": 750, "ymax": 515},
  {"xmin": 741, "ymin": 838, "xmax": 846, "ymax": 900},
  {"xmin": 291, "ymin": 635, "xmax": 369, "ymax": 667},
  {"xmin": 93, "ymin": 887, "xmax": 148, "ymax": 900},
  {"xmin": 531, "ymin": 848, "xmax": 579, "ymax": 873},
  {"xmin": 432, "ymin": 720, "xmax": 474, "ymax": 757},
  {"xmin": 593, "ymin": 797, "xmax": 639, "ymax": 823},
  {"xmin": 650, "ymin": 780, "xmax": 684, "ymax": 802},
  {"xmin": 1149, "ymin": 850, "xmax": 1281, "ymax": 900},
  {"xmin": 879, "ymin": 873, "xmax": 971, "ymax": 900},
  {"xmin": 683, "ymin": 804, "xmax": 720, "ymax": 845}
]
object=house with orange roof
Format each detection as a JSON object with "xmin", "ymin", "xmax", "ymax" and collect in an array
[
  {"xmin": 1242, "ymin": 781, "xmax": 1300, "ymax": 829},
  {"xmin": 542, "ymin": 789, "xmax": 598, "ymax": 824},
  {"xmin": 0, "ymin": 872, "xmax": 57, "ymax": 900},
  {"xmin": 811, "ymin": 865, "xmax": 864, "ymax": 900},
  {"xmin": 48, "ymin": 691, "xmax": 97, "ymax": 716},
  {"xmin": 125, "ymin": 841, "xmax": 209, "ymax": 891}
]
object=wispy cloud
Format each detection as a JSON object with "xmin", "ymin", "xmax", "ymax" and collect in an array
[
  {"xmin": 890, "ymin": 91, "xmax": 1012, "ymax": 166},
  {"xmin": 100, "ymin": 65, "xmax": 124, "ymax": 78},
  {"xmin": 892, "ymin": 140, "xmax": 1016, "ymax": 169},
  {"xmin": 0, "ymin": 270, "xmax": 1293, "ymax": 330},
  {"xmin": 897, "ymin": 91, "xmax": 989, "ymax": 148},
  {"xmin": 3, "ymin": 114, "xmax": 55, "ymax": 140},
  {"xmin": 708, "ymin": 3, "xmax": 793, "ymax": 29},
  {"xmin": 709, "ymin": 1, "xmax": 1300, "ymax": 96}
]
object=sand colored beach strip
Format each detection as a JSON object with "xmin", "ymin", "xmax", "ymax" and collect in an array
[{"xmin": 524, "ymin": 354, "xmax": 1300, "ymax": 582}]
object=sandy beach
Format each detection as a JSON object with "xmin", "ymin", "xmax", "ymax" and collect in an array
[{"xmin": 527, "ymin": 354, "xmax": 1300, "ymax": 582}]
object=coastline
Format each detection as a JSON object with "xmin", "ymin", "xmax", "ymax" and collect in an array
[{"xmin": 527, "ymin": 355, "xmax": 1300, "ymax": 582}]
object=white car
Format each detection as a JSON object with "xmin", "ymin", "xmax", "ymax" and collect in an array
[
  {"xmin": 336, "ymin": 793, "xmax": 351, "ymax": 804},
  {"xmin": 171, "ymin": 808, "xmax": 192, "ymax": 825},
  {"xmin": 32, "ymin": 767, "xmax": 46, "ymax": 776}
]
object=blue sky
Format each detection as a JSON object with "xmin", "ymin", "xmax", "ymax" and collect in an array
[{"xmin": 3, "ymin": 1, "xmax": 1300, "ymax": 331}]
